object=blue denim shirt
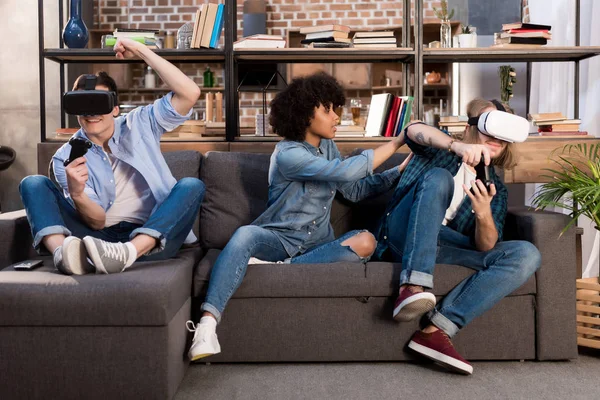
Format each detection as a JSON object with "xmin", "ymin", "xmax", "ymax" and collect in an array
[
  {"xmin": 52, "ymin": 92, "xmax": 196, "ymax": 240},
  {"xmin": 252, "ymin": 139, "xmax": 403, "ymax": 257}
]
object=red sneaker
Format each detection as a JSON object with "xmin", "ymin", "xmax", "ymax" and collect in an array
[
  {"xmin": 392, "ymin": 286, "xmax": 436, "ymax": 322},
  {"xmin": 408, "ymin": 330, "xmax": 473, "ymax": 375}
]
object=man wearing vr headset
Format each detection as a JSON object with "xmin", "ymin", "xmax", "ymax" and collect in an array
[
  {"xmin": 372, "ymin": 99, "xmax": 541, "ymax": 375},
  {"xmin": 19, "ymin": 38, "xmax": 204, "ymax": 275}
]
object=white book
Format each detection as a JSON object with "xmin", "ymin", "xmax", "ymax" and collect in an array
[
  {"xmin": 353, "ymin": 37, "xmax": 397, "ymax": 44},
  {"xmin": 353, "ymin": 31, "xmax": 395, "ymax": 38},
  {"xmin": 233, "ymin": 39, "xmax": 286, "ymax": 49},
  {"xmin": 365, "ymin": 93, "xmax": 393, "ymax": 137}
]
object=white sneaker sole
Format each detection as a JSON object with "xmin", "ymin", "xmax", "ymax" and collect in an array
[
  {"xmin": 189, "ymin": 343, "xmax": 221, "ymax": 362},
  {"xmin": 393, "ymin": 292, "xmax": 436, "ymax": 322},
  {"xmin": 62, "ymin": 237, "xmax": 94, "ymax": 275},
  {"xmin": 408, "ymin": 340, "xmax": 473, "ymax": 375}
]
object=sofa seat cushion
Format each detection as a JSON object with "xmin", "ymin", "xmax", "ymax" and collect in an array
[
  {"xmin": 0, "ymin": 248, "xmax": 202, "ymax": 326},
  {"xmin": 193, "ymin": 249, "xmax": 536, "ymax": 298}
]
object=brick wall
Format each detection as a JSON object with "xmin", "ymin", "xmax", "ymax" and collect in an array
[{"xmin": 94, "ymin": 0, "xmax": 525, "ymax": 126}]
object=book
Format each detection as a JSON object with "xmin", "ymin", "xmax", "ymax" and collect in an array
[
  {"xmin": 353, "ymin": 37, "xmax": 397, "ymax": 44},
  {"xmin": 201, "ymin": 3, "xmax": 219, "ymax": 48},
  {"xmin": 300, "ymin": 37, "xmax": 352, "ymax": 44},
  {"xmin": 308, "ymin": 42, "xmax": 353, "ymax": 48},
  {"xmin": 501, "ymin": 31, "xmax": 552, "ymax": 39},
  {"xmin": 384, "ymin": 96, "xmax": 402, "ymax": 137},
  {"xmin": 550, "ymin": 124, "xmax": 582, "ymax": 132},
  {"xmin": 353, "ymin": 43, "xmax": 397, "ymax": 48},
  {"xmin": 191, "ymin": 8, "xmax": 202, "ymax": 50},
  {"xmin": 300, "ymin": 25, "xmax": 351, "ymax": 34},
  {"xmin": 209, "ymin": 4, "xmax": 225, "ymax": 48},
  {"xmin": 233, "ymin": 35, "xmax": 286, "ymax": 49},
  {"xmin": 365, "ymin": 93, "xmax": 393, "ymax": 137},
  {"xmin": 193, "ymin": 3, "xmax": 209, "ymax": 48},
  {"xmin": 496, "ymin": 37, "xmax": 547, "ymax": 45},
  {"xmin": 113, "ymin": 28, "xmax": 158, "ymax": 38},
  {"xmin": 354, "ymin": 31, "xmax": 395, "ymax": 38},
  {"xmin": 535, "ymin": 119, "xmax": 581, "ymax": 126},
  {"xmin": 539, "ymin": 131, "xmax": 588, "ymax": 137},
  {"xmin": 305, "ymin": 31, "xmax": 349, "ymax": 40},
  {"xmin": 529, "ymin": 112, "xmax": 566, "ymax": 122},
  {"xmin": 398, "ymin": 96, "xmax": 414, "ymax": 134},
  {"xmin": 501, "ymin": 22, "xmax": 552, "ymax": 31}
]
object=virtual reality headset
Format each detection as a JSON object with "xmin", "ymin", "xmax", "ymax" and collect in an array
[
  {"xmin": 467, "ymin": 110, "xmax": 529, "ymax": 143},
  {"xmin": 63, "ymin": 75, "xmax": 117, "ymax": 116}
]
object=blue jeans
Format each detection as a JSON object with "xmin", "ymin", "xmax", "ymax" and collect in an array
[
  {"xmin": 376, "ymin": 168, "xmax": 541, "ymax": 337},
  {"xmin": 19, "ymin": 175, "xmax": 205, "ymax": 260},
  {"xmin": 202, "ymin": 226, "xmax": 369, "ymax": 323}
]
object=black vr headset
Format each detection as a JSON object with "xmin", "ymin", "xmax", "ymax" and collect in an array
[{"xmin": 63, "ymin": 75, "xmax": 117, "ymax": 116}]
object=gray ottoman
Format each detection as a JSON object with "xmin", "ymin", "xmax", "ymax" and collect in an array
[{"xmin": 0, "ymin": 248, "xmax": 201, "ymax": 400}]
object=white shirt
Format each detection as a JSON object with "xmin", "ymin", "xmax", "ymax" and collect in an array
[
  {"xmin": 104, "ymin": 152, "xmax": 156, "ymax": 227},
  {"xmin": 443, "ymin": 163, "xmax": 476, "ymax": 225}
]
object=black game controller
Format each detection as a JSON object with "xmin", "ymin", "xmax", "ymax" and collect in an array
[
  {"xmin": 471, "ymin": 158, "xmax": 492, "ymax": 194},
  {"xmin": 63, "ymin": 137, "xmax": 92, "ymax": 166}
]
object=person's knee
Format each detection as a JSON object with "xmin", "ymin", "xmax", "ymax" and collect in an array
[
  {"xmin": 346, "ymin": 231, "xmax": 377, "ymax": 258},
  {"xmin": 508, "ymin": 241, "xmax": 541, "ymax": 282},
  {"xmin": 178, "ymin": 177, "xmax": 205, "ymax": 198},
  {"xmin": 230, "ymin": 225, "xmax": 261, "ymax": 249},
  {"xmin": 19, "ymin": 175, "xmax": 52, "ymax": 196},
  {"xmin": 420, "ymin": 168, "xmax": 453, "ymax": 197}
]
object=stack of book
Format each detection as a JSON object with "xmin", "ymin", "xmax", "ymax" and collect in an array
[
  {"xmin": 352, "ymin": 31, "xmax": 397, "ymax": 48},
  {"xmin": 190, "ymin": 3, "xmax": 225, "ymax": 49},
  {"xmin": 495, "ymin": 22, "xmax": 551, "ymax": 48},
  {"xmin": 439, "ymin": 116, "xmax": 468, "ymax": 137},
  {"xmin": 364, "ymin": 94, "xmax": 414, "ymax": 137},
  {"xmin": 233, "ymin": 34, "xmax": 286, "ymax": 49},
  {"xmin": 103, "ymin": 28, "xmax": 159, "ymax": 48},
  {"xmin": 299, "ymin": 25, "xmax": 352, "ymax": 48},
  {"xmin": 529, "ymin": 112, "xmax": 586, "ymax": 136}
]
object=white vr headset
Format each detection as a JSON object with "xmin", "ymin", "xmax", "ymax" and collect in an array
[{"xmin": 467, "ymin": 106, "xmax": 529, "ymax": 143}]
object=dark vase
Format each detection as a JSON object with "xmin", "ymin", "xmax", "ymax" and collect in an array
[{"xmin": 62, "ymin": 0, "xmax": 89, "ymax": 48}]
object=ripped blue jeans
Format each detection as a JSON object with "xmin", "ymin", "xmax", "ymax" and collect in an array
[{"xmin": 202, "ymin": 226, "xmax": 369, "ymax": 323}]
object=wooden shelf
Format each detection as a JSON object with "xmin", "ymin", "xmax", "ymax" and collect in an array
[
  {"xmin": 423, "ymin": 46, "xmax": 600, "ymax": 63},
  {"xmin": 43, "ymin": 48, "xmax": 225, "ymax": 63},
  {"xmin": 234, "ymin": 48, "xmax": 415, "ymax": 63}
]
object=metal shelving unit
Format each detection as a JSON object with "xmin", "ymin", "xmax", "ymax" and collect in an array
[{"xmin": 38, "ymin": 0, "xmax": 599, "ymax": 143}]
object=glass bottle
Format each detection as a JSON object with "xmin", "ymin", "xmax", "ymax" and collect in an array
[
  {"xmin": 203, "ymin": 67, "xmax": 214, "ymax": 88},
  {"xmin": 440, "ymin": 19, "xmax": 452, "ymax": 48},
  {"xmin": 62, "ymin": 0, "xmax": 89, "ymax": 48},
  {"xmin": 145, "ymin": 66, "xmax": 156, "ymax": 89}
]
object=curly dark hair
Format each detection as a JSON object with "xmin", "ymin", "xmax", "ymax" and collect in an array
[{"xmin": 269, "ymin": 72, "xmax": 345, "ymax": 141}]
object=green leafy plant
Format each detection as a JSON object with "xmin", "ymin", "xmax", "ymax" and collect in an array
[
  {"xmin": 498, "ymin": 65, "xmax": 516, "ymax": 104},
  {"xmin": 433, "ymin": 0, "xmax": 455, "ymax": 21},
  {"xmin": 460, "ymin": 24, "xmax": 474, "ymax": 34},
  {"xmin": 531, "ymin": 143, "xmax": 600, "ymax": 233}
]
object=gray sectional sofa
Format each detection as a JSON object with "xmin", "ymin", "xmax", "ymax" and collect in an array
[{"xmin": 0, "ymin": 149, "xmax": 578, "ymax": 400}]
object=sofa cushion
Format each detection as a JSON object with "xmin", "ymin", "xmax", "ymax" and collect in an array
[
  {"xmin": 0, "ymin": 248, "xmax": 202, "ymax": 326},
  {"xmin": 192, "ymin": 249, "xmax": 536, "ymax": 298}
]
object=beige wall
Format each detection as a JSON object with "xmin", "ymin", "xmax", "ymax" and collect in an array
[{"xmin": 0, "ymin": 0, "xmax": 62, "ymax": 211}]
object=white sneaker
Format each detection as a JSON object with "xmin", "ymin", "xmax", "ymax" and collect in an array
[{"xmin": 186, "ymin": 320, "xmax": 221, "ymax": 361}]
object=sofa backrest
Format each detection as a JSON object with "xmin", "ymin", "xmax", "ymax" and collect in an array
[{"xmin": 198, "ymin": 150, "xmax": 409, "ymax": 250}]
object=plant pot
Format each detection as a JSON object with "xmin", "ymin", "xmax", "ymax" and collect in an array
[
  {"xmin": 457, "ymin": 33, "xmax": 477, "ymax": 48},
  {"xmin": 62, "ymin": 0, "xmax": 89, "ymax": 49}
]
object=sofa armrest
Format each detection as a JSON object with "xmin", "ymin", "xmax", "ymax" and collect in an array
[
  {"xmin": 0, "ymin": 210, "xmax": 36, "ymax": 267},
  {"xmin": 505, "ymin": 206, "xmax": 578, "ymax": 360}
]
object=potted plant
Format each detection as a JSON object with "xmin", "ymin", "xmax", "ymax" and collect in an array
[
  {"xmin": 531, "ymin": 143, "xmax": 600, "ymax": 233},
  {"xmin": 457, "ymin": 24, "xmax": 477, "ymax": 48},
  {"xmin": 433, "ymin": 0, "xmax": 454, "ymax": 48}
]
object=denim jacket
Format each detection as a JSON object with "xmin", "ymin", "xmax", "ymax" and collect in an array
[{"xmin": 252, "ymin": 139, "xmax": 402, "ymax": 257}]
